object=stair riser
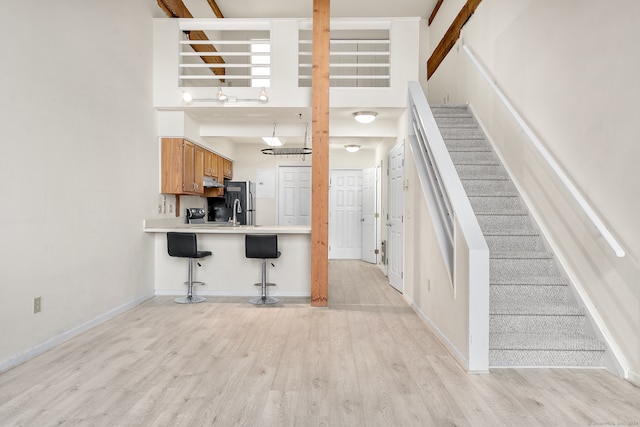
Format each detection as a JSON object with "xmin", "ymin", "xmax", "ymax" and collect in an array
[
  {"xmin": 490, "ymin": 315, "xmax": 585, "ymax": 333},
  {"xmin": 469, "ymin": 196, "xmax": 522, "ymax": 212},
  {"xmin": 485, "ymin": 235, "xmax": 544, "ymax": 252},
  {"xmin": 462, "ymin": 179, "xmax": 515, "ymax": 194},
  {"xmin": 450, "ymin": 151, "xmax": 496, "ymax": 163},
  {"xmin": 491, "ymin": 285, "xmax": 568, "ymax": 304},
  {"xmin": 477, "ymin": 214, "xmax": 532, "ymax": 231},
  {"xmin": 455, "ymin": 164, "xmax": 506, "ymax": 178},
  {"xmin": 434, "ymin": 117, "xmax": 476, "ymax": 127},
  {"xmin": 490, "ymin": 258, "xmax": 558, "ymax": 278},
  {"xmin": 444, "ymin": 140, "xmax": 491, "ymax": 152},
  {"xmin": 490, "ymin": 350, "xmax": 605, "ymax": 367},
  {"xmin": 432, "ymin": 107, "xmax": 469, "ymax": 115},
  {"xmin": 441, "ymin": 128, "xmax": 486, "ymax": 140}
]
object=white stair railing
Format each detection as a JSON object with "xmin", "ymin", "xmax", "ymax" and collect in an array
[
  {"xmin": 462, "ymin": 44, "xmax": 625, "ymax": 258},
  {"xmin": 407, "ymin": 82, "xmax": 490, "ymax": 372}
]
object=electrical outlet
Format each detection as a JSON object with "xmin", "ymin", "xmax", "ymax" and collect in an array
[
  {"xmin": 169, "ymin": 204, "xmax": 174, "ymax": 213},
  {"xmin": 427, "ymin": 279, "xmax": 431, "ymax": 292},
  {"xmin": 158, "ymin": 204, "xmax": 162, "ymax": 214},
  {"xmin": 34, "ymin": 297, "xmax": 41, "ymax": 314}
]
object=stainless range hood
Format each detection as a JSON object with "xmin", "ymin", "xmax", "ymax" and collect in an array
[{"xmin": 203, "ymin": 177, "xmax": 225, "ymax": 188}]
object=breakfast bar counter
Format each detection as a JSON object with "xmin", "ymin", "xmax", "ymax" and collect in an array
[{"xmin": 144, "ymin": 219, "xmax": 311, "ymax": 298}]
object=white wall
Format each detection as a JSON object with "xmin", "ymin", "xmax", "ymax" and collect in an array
[
  {"xmin": 428, "ymin": 0, "xmax": 640, "ymax": 379},
  {"xmin": 0, "ymin": 2, "xmax": 161, "ymax": 369}
]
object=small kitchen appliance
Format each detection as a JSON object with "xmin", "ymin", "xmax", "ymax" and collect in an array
[{"xmin": 186, "ymin": 208, "xmax": 207, "ymax": 224}]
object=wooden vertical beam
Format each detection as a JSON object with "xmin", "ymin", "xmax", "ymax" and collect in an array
[{"xmin": 310, "ymin": 0, "xmax": 330, "ymax": 307}]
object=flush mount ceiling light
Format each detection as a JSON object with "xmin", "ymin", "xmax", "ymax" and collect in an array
[
  {"xmin": 353, "ymin": 111, "xmax": 377, "ymax": 124},
  {"xmin": 344, "ymin": 145, "xmax": 361, "ymax": 153},
  {"xmin": 182, "ymin": 91, "xmax": 193, "ymax": 104}
]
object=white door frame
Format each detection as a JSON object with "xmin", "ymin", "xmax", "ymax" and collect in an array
[
  {"xmin": 387, "ymin": 142, "xmax": 404, "ymax": 292},
  {"xmin": 361, "ymin": 167, "xmax": 378, "ymax": 264}
]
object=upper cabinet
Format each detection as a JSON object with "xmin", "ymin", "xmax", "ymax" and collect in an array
[
  {"xmin": 223, "ymin": 158, "xmax": 233, "ymax": 179},
  {"xmin": 161, "ymin": 138, "xmax": 233, "ymax": 196},
  {"xmin": 161, "ymin": 138, "xmax": 204, "ymax": 195},
  {"xmin": 204, "ymin": 150, "xmax": 219, "ymax": 178}
]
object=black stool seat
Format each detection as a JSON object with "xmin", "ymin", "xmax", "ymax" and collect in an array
[
  {"xmin": 167, "ymin": 232, "xmax": 211, "ymax": 304},
  {"xmin": 245, "ymin": 234, "xmax": 280, "ymax": 305}
]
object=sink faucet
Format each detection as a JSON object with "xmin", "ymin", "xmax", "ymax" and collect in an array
[{"xmin": 231, "ymin": 198, "xmax": 242, "ymax": 225}]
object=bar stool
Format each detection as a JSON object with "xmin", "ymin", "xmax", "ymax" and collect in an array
[
  {"xmin": 167, "ymin": 232, "xmax": 212, "ymax": 304},
  {"xmin": 245, "ymin": 234, "xmax": 280, "ymax": 305}
]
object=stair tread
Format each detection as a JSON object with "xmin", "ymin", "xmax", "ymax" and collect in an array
[
  {"xmin": 483, "ymin": 229, "xmax": 539, "ymax": 236},
  {"xmin": 490, "ymin": 333, "xmax": 606, "ymax": 351},
  {"xmin": 466, "ymin": 191, "xmax": 519, "ymax": 197},
  {"xmin": 461, "ymin": 176, "xmax": 510, "ymax": 181},
  {"xmin": 490, "ymin": 251, "xmax": 554, "ymax": 259},
  {"xmin": 475, "ymin": 208, "xmax": 529, "ymax": 215},
  {"xmin": 453, "ymin": 160, "xmax": 500, "ymax": 166},
  {"xmin": 491, "ymin": 276, "xmax": 568, "ymax": 286},
  {"xmin": 447, "ymin": 147, "xmax": 493, "ymax": 152},
  {"xmin": 490, "ymin": 301, "xmax": 584, "ymax": 316},
  {"xmin": 458, "ymin": 174, "xmax": 509, "ymax": 180}
]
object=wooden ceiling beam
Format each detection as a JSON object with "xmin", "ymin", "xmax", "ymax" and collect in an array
[
  {"xmin": 428, "ymin": 0, "xmax": 444, "ymax": 26},
  {"xmin": 206, "ymin": 0, "xmax": 225, "ymax": 18},
  {"xmin": 157, "ymin": 0, "xmax": 193, "ymax": 18},
  {"xmin": 157, "ymin": 0, "xmax": 226, "ymax": 77},
  {"xmin": 427, "ymin": 0, "xmax": 482, "ymax": 79}
]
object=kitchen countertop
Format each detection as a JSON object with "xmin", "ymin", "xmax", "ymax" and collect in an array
[{"xmin": 143, "ymin": 218, "xmax": 311, "ymax": 234}]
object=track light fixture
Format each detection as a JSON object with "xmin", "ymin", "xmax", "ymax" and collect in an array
[
  {"xmin": 258, "ymin": 87, "xmax": 269, "ymax": 102},
  {"xmin": 217, "ymin": 87, "xmax": 228, "ymax": 101},
  {"xmin": 180, "ymin": 88, "xmax": 269, "ymax": 104}
]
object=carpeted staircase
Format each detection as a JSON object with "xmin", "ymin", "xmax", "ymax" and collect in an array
[{"xmin": 431, "ymin": 104, "xmax": 606, "ymax": 367}]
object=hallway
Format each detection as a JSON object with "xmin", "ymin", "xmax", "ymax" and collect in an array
[{"xmin": 1, "ymin": 260, "xmax": 639, "ymax": 426}]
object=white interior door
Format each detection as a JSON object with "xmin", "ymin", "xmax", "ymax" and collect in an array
[
  {"xmin": 361, "ymin": 167, "xmax": 377, "ymax": 264},
  {"xmin": 388, "ymin": 143, "xmax": 404, "ymax": 292},
  {"xmin": 329, "ymin": 169, "xmax": 362, "ymax": 259},
  {"xmin": 278, "ymin": 166, "xmax": 311, "ymax": 226}
]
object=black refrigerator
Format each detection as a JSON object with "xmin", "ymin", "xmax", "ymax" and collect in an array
[{"xmin": 224, "ymin": 181, "xmax": 256, "ymax": 225}]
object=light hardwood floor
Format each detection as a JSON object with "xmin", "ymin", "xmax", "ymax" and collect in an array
[{"xmin": 1, "ymin": 260, "xmax": 639, "ymax": 426}]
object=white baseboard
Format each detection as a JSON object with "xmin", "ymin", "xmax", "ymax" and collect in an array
[
  {"xmin": 628, "ymin": 370, "xmax": 640, "ymax": 387},
  {"xmin": 403, "ymin": 294, "xmax": 471, "ymax": 372},
  {"xmin": 0, "ymin": 292, "xmax": 155, "ymax": 374}
]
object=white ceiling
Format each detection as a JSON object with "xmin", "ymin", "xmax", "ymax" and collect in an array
[
  {"xmin": 170, "ymin": 0, "xmax": 436, "ymax": 148},
  {"xmin": 183, "ymin": 0, "xmax": 437, "ymax": 20}
]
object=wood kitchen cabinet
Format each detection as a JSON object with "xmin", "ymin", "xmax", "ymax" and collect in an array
[
  {"xmin": 223, "ymin": 158, "xmax": 233, "ymax": 179},
  {"xmin": 161, "ymin": 138, "xmax": 204, "ymax": 195},
  {"xmin": 204, "ymin": 150, "xmax": 219, "ymax": 178}
]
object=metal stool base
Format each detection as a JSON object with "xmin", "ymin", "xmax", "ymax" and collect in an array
[
  {"xmin": 175, "ymin": 295, "xmax": 206, "ymax": 304},
  {"xmin": 249, "ymin": 296, "xmax": 279, "ymax": 305}
]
